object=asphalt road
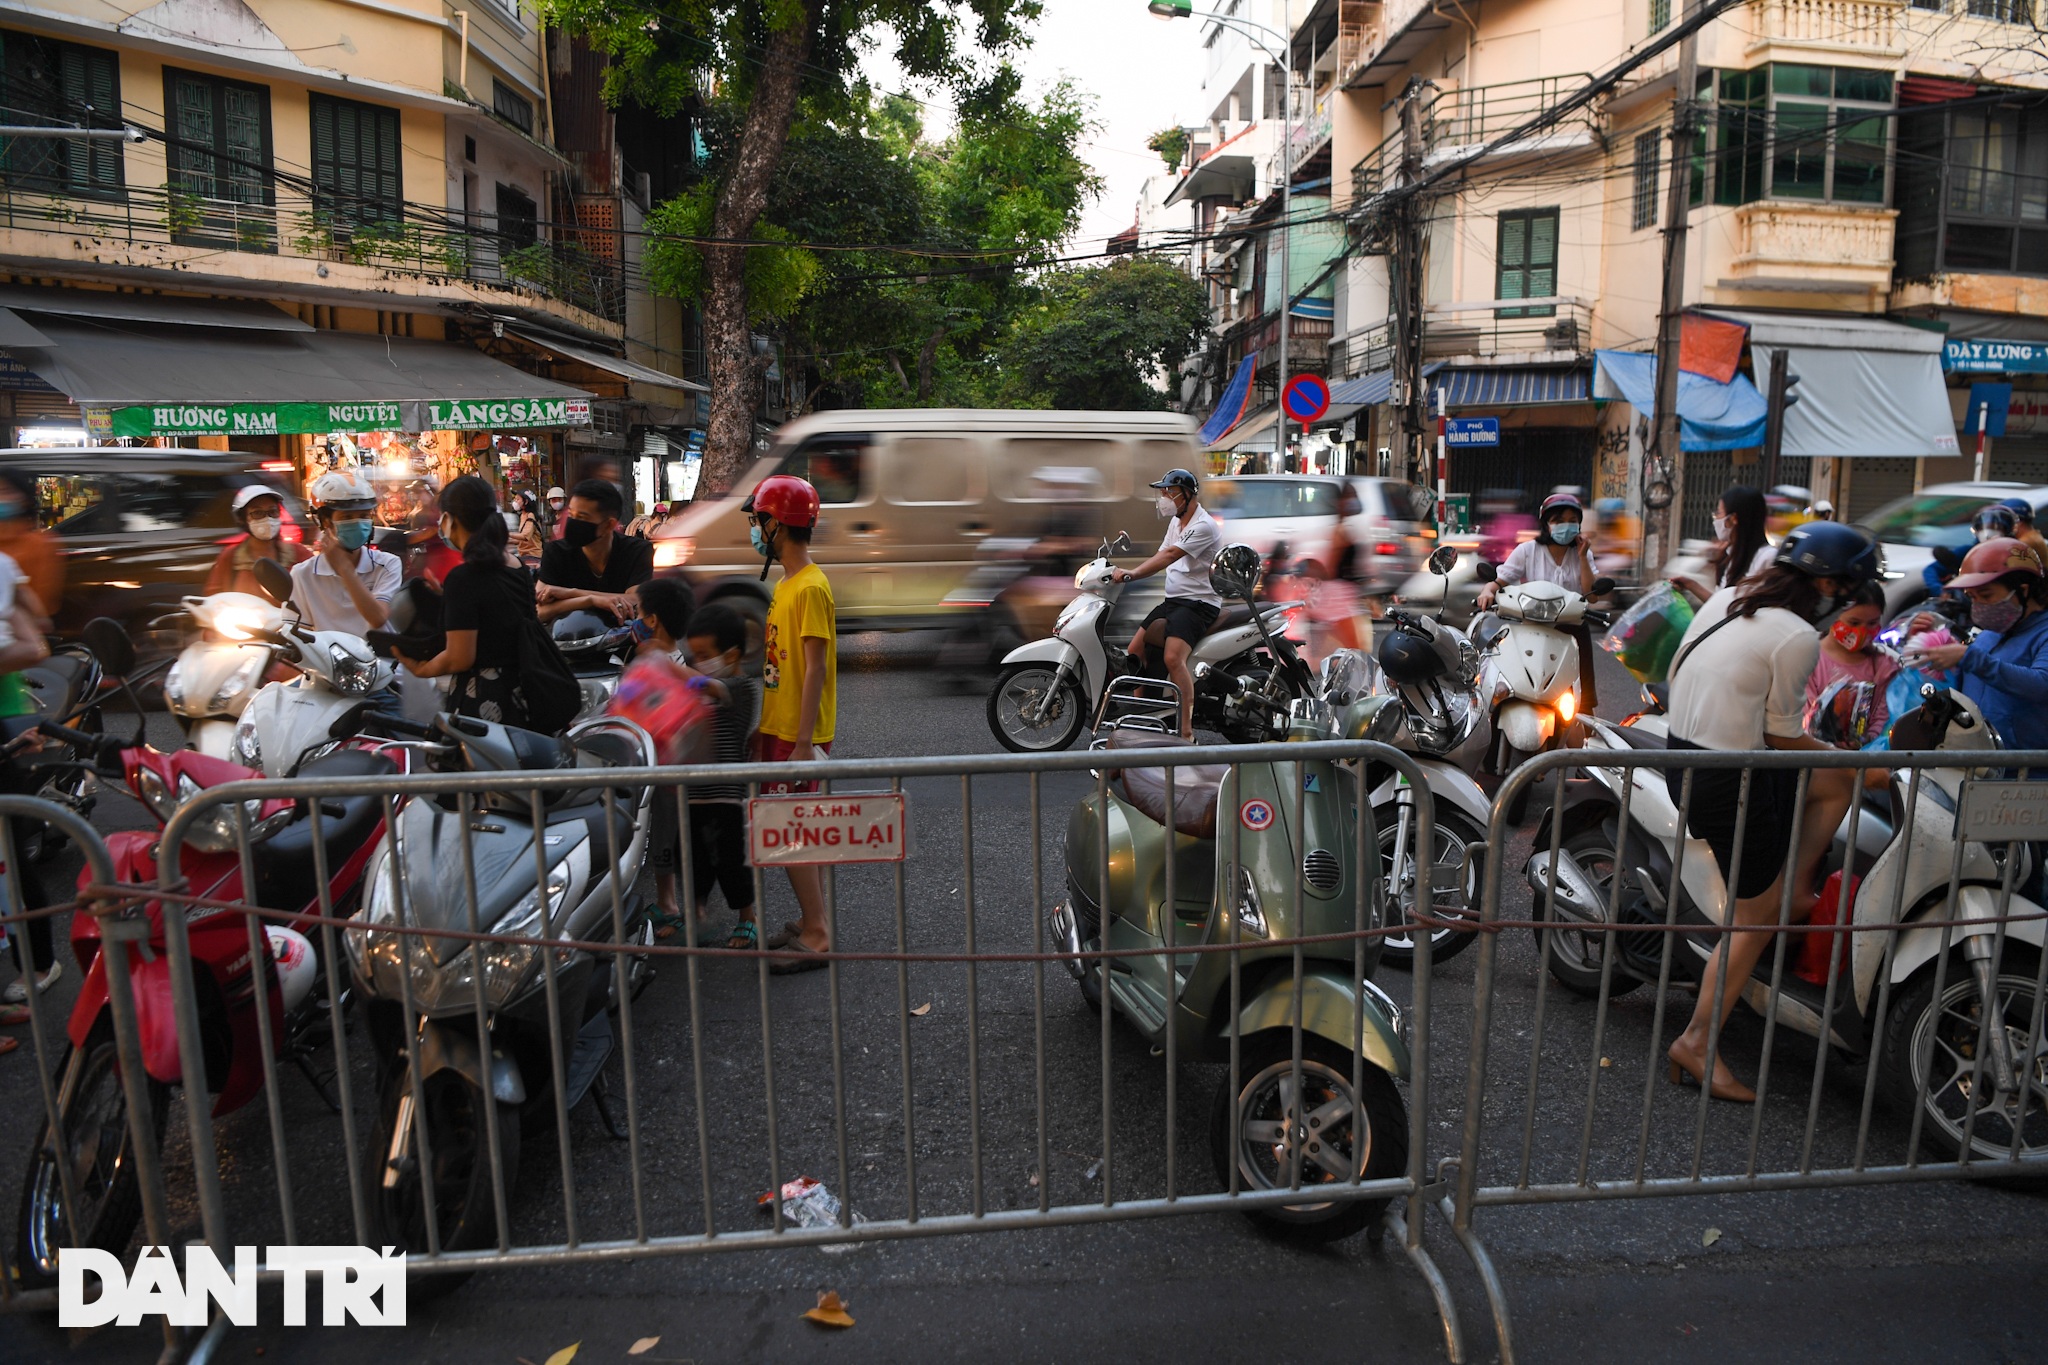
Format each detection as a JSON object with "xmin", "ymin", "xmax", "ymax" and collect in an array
[{"xmin": 4, "ymin": 637, "xmax": 2045, "ymax": 1365}]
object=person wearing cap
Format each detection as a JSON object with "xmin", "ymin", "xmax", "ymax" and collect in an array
[
  {"xmin": 1999, "ymin": 495, "xmax": 2048, "ymax": 571},
  {"xmin": 1908, "ymin": 535, "xmax": 2048, "ymax": 754},
  {"xmin": 546, "ymin": 486, "xmax": 569, "ymax": 539},
  {"xmin": 205, "ymin": 484, "xmax": 308, "ymax": 597},
  {"xmin": 1112, "ymin": 469, "xmax": 1223, "ymax": 741},
  {"xmin": 1925, "ymin": 503, "xmax": 2018, "ymax": 596},
  {"xmin": 1809, "ymin": 499, "xmax": 1835, "ymax": 522},
  {"xmin": 1476, "ymin": 491, "xmax": 1604, "ymax": 709}
]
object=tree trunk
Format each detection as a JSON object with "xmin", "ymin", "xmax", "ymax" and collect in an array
[
  {"xmin": 916, "ymin": 328, "xmax": 945, "ymax": 403},
  {"xmin": 698, "ymin": 10, "xmax": 817, "ymax": 497}
]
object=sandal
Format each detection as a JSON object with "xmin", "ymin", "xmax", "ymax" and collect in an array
[
  {"xmin": 0, "ymin": 1035, "xmax": 17, "ymax": 1055},
  {"xmin": 0, "ymin": 1003, "xmax": 30, "ymax": 1027},
  {"xmin": 769, "ymin": 941, "xmax": 830, "ymax": 975},
  {"xmin": 764, "ymin": 920, "xmax": 803, "ymax": 950},
  {"xmin": 724, "ymin": 918, "xmax": 760, "ymax": 951},
  {"xmin": 650, "ymin": 910, "xmax": 685, "ymax": 941}
]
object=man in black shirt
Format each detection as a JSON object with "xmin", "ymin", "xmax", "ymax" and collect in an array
[{"xmin": 537, "ymin": 478, "xmax": 655, "ymax": 624}]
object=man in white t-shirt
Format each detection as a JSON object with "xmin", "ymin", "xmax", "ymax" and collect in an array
[
  {"xmin": 1113, "ymin": 468, "xmax": 1223, "ymax": 739},
  {"xmin": 289, "ymin": 468, "xmax": 402, "ymax": 637}
]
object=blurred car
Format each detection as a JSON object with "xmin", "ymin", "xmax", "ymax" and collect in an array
[
  {"xmin": 1856, "ymin": 481, "xmax": 2048, "ymax": 618},
  {"xmin": 0, "ymin": 447, "xmax": 307, "ymax": 650},
  {"xmin": 1204, "ymin": 474, "xmax": 1432, "ymax": 584}
]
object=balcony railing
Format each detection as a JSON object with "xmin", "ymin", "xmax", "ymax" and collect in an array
[
  {"xmin": 1422, "ymin": 298, "xmax": 1595, "ymax": 362},
  {"xmin": 1750, "ymin": 0, "xmax": 1905, "ymax": 51},
  {"xmin": 0, "ymin": 178, "xmax": 625, "ymax": 322},
  {"xmin": 1288, "ymin": 92, "xmax": 1336, "ymax": 173},
  {"xmin": 1349, "ymin": 74, "xmax": 1598, "ymax": 211}
]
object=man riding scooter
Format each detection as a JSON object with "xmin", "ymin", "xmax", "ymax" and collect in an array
[
  {"xmin": 1113, "ymin": 469, "xmax": 1224, "ymax": 741},
  {"xmin": 290, "ymin": 469, "xmax": 401, "ymax": 636}
]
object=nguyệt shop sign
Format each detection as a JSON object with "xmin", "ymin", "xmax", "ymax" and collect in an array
[
  {"xmin": 99, "ymin": 397, "xmax": 591, "ymax": 438},
  {"xmin": 1943, "ymin": 339, "xmax": 2048, "ymax": 374}
]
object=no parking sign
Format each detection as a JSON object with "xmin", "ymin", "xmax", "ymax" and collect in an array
[{"xmin": 1282, "ymin": 374, "xmax": 1330, "ymax": 424}]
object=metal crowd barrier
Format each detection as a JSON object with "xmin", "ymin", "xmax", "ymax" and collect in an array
[
  {"xmin": 1452, "ymin": 744, "xmax": 2048, "ymax": 1362},
  {"xmin": 3, "ymin": 742, "xmax": 1471, "ymax": 1360}
]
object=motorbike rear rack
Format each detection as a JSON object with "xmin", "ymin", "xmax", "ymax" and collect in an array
[{"xmin": 1095, "ymin": 674, "xmax": 1183, "ymax": 735}]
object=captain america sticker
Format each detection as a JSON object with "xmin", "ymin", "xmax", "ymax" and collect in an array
[{"xmin": 1239, "ymin": 797, "xmax": 1276, "ymax": 831}]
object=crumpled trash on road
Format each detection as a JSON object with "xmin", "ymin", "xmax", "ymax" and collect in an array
[{"xmin": 756, "ymin": 1175, "xmax": 868, "ymax": 1252}]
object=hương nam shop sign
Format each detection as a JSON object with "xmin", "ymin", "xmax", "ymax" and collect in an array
[{"xmin": 98, "ymin": 397, "xmax": 591, "ymax": 438}]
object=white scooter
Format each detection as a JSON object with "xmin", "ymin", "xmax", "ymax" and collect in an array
[
  {"xmin": 163, "ymin": 591, "xmax": 289, "ymax": 758},
  {"xmin": 985, "ymin": 531, "xmax": 1304, "ymax": 752},
  {"xmin": 1529, "ymin": 686, "xmax": 2048, "ymax": 1164},
  {"xmin": 227, "ymin": 559, "xmax": 403, "ymax": 777},
  {"xmin": 1472, "ymin": 575, "xmax": 1614, "ymax": 790}
]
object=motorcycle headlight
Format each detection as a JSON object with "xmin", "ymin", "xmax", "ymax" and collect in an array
[
  {"xmin": 329, "ymin": 643, "xmax": 378, "ymax": 696},
  {"xmin": 135, "ymin": 766, "xmax": 177, "ymax": 825},
  {"xmin": 209, "ymin": 654, "xmax": 266, "ymax": 711},
  {"xmin": 351, "ymin": 854, "xmax": 575, "ymax": 1014},
  {"xmin": 185, "ymin": 794, "xmax": 280, "ymax": 854},
  {"xmin": 164, "ymin": 658, "xmax": 187, "ymax": 709},
  {"xmin": 1233, "ymin": 864, "xmax": 1268, "ymax": 938},
  {"xmin": 231, "ymin": 715, "xmax": 262, "ymax": 770},
  {"xmin": 1521, "ymin": 595, "xmax": 1563, "ymax": 625},
  {"xmin": 1456, "ymin": 639, "xmax": 1481, "ymax": 690}
]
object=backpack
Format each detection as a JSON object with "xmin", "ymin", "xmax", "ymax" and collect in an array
[{"xmin": 515, "ymin": 612, "xmax": 583, "ymax": 735}]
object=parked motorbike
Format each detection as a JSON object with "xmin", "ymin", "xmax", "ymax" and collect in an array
[
  {"xmin": 163, "ymin": 590, "xmax": 288, "ymax": 758},
  {"xmin": 10, "ymin": 636, "xmax": 106, "ymax": 861},
  {"xmin": 12, "ymin": 620, "xmax": 412, "ymax": 1288},
  {"xmin": 227, "ymin": 559, "xmax": 403, "ymax": 777},
  {"xmin": 1367, "ymin": 545, "xmax": 1497, "ymax": 967},
  {"xmin": 345, "ymin": 710, "xmax": 658, "ymax": 1278},
  {"xmin": 987, "ymin": 532, "xmax": 1309, "ymax": 751},
  {"xmin": 1049, "ymin": 547, "xmax": 1411, "ymax": 1240},
  {"xmin": 1473, "ymin": 575, "xmax": 1614, "ymax": 794},
  {"xmin": 1528, "ymin": 686, "xmax": 2048, "ymax": 1163},
  {"xmin": 553, "ymin": 609, "xmax": 636, "ymax": 720}
]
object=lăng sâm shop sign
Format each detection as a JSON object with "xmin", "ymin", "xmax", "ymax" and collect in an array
[{"xmin": 97, "ymin": 397, "xmax": 592, "ymax": 437}]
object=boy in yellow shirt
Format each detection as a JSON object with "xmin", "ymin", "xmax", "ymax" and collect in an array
[{"xmin": 740, "ymin": 474, "xmax": 835, "ymax": 969}]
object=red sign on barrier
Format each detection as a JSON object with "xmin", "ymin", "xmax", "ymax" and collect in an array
[{"xmin": 748, "ymin": 793, "xmax": 908, "ymax": 866}]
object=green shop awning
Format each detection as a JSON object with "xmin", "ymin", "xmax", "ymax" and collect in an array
[{"xmin": 5, "ymin": 312, "xmax": 593, "ymax": 438}]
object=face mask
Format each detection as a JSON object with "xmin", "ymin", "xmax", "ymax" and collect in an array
[
  {"xmin": 245, "ymin": 516, "xmax": 280, "ymax": 542},
  {"xmin": 749, "ymin": 524, "xmax": 769, "ymax": 556},
  {"xmin": 1831, "ymin": 620, "xmax": 1875, "ymax": 652},
  {"xmin": 1712, "ymin": 515, "xmax": 1729, "ymax": 541},
  {"xmin": 563, "ymin": 517, "xmax": 600, "ymax": 549},
  {"xmin": 0, "ymin": 500, "xmax": 26, "ymax": 522},
  {"xmin": 548, "ymin": 500, "xmax": 565, "ymax": 513},
  {"xmin": 1972, "ymin": 595, "xmax": 2026, "ymax": 634},
  {"xmin": 332, "ymin": 520, "xmax": 373, "ymax": 552},
  {"xmin": 1549, "ymin": 522, "xmax": 1580, "ymax": 546},
  {"xmin": 1155, "ymin": 495, "xmax": 1178, "ymax": 520},
  {"xmin": 693, "ymin": 654, "xmax": 736, "ymax": 679},
  {"xmin": 1977, "ymin": 527, "xmax": 2001, "ymax": 544},
  {"xmin": 439, "ymin": 515, "xmax": 458, "ymax": 549}
]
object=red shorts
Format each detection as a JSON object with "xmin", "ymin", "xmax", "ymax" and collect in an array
[{"xmin": 753, "ymin": 734, "xmax": 832, "ymax": 794}]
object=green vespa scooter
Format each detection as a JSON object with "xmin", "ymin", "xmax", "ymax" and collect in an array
[{"xmin": 1049, "ymin": 545, "xmax": 1413, "ymax": 1241}]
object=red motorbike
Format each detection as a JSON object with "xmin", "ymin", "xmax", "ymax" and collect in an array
[{"xmin": 11, "ymin": 625, "xmax": 411, "ymax": 1289}]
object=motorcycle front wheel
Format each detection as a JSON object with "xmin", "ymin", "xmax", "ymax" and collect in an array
[
  {"xmin": 366, "ymin": 1064, "xmax": 520, "ymax": 1297},
  {"xmin": 1376, "ymin": 808, "xmax": 1485, "ymax": 968},
  {"xmin": 13, "ymin": 1023, "xmax": 169, "ymax": 1291},
  {"xmin": 1884, "ymin": 948, "xmax": 2048, "ymax": 1165},
  {"xmin": 987, "ymin": 663, "xmax": 1086, "ymax": 752},
  {"xmin": 1210, "ymin": 1034, "xmax": 1408, "ymax": 1243},
  {"xmin": 1530, "ymin": 827, "xmax": 1644, "ymax": 999}
]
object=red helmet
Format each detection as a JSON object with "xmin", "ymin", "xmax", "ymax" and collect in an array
[
  {"xmin": 743, "ymin": 473, "xmax": 820, "ymax": 528},
  {"xmin": 1948, "ymin": 535, "xmax": 2044, "ymax": 589}
]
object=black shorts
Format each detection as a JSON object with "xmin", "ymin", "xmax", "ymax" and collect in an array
[
  {"xmin": 1666, "ymin": 737, "xmax": 1800, "ymax": 901},
  {"xmin": 1140, "ymin": 598, "xmax": 1221, "ymax": 650}
]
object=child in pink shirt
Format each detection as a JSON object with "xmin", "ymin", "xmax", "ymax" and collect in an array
[{"xmin": 1803, "ymin": 583, "xmax": 1898, "ymax": 740}]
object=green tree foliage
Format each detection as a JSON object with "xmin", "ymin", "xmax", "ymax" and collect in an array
[
  {"xmin": 1146, "ymin": 126, "xmax": 1189, "ymax": 170},
  {"xmin": 990, "ymin": 258, "xmax": 1210, "ymax": 410}
]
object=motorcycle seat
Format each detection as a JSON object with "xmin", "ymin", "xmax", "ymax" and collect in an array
[
  {"xmin": 254, "ymin": 748, "xmax": 400, "ymax": 912},
  {"xmin": 1608, "ymin": 724, "xmax": 1667, "ymax": 752},
  {"xmin": 1206, "ymin": 604, "xmax": 1256, "ymax": 635},
  {"xmin": 1104, "ymin": 730, "xmax": 1228, "ymax": 839}
]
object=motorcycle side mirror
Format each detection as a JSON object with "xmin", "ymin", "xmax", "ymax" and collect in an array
[
  {"xmin": 1591, "ymin": 576, "xmax": 1616, "ymax": 597},
  {"xmin": 1426, "ymin": 544, "xmax": 1459, "ymax": 576},
  {"xmin": 81, "ymin": 617, "xmax": 135, "ymax": 678},
  {"xmin": 1472, "ymin": 560, "xmax": 1497, "ymax": 583},
  {"xmin": 1211, "ymin": 543, "xmax": 1262, "ymax": 601},
  {"xmin": 252, "ymin": 556, "xmax": 294, "ymax": 608},
  {"xmin": 1471, "ymin": 614, "xmax": 1509, "ymax": 651},
  {"xmin": 1110, "ymin": 531, "xmax": 1133, "ymax": 556}
]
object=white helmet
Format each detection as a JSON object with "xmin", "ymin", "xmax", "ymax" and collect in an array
[
  {"xmin": 265, "ymin": 926, "xmax": 317, "ymax": 1014},
  {"xmin": 308, "ymin": 468, "xmax": 377, "ymax": 515}
]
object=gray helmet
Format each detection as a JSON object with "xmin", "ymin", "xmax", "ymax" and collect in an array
[{"xmin": 1150, "ymin": 468, "xmax": 1199, "ymax": 497}]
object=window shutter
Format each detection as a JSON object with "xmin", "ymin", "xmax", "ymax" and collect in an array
[
  {"xmin": 1498, "ymin": 214, "xmax": 1528, "ymax": 301},
  {"xmin": 1528, "ymin": 211, "xmax": 1558, "ymax": 299}
]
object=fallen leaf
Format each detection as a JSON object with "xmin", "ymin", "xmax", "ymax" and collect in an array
[
  {"xmin": 1599, "ymin": 1056, "xmax": 1612, "ymax": 1068},
  {"xmin": 805, "ymin": 1290, "xmax": 856, "ymax": 1329},
  {"xmin": 909, "ymin": 1002, "xmax": 932, "ymax": 1017},
  {"xmin": 1702, "ymin": 1227, "xmax": 1721, "ymax": 1247},
  {"xmin": 544, "ymin": 1347, "xmax": 580, "ymax": 1365},
  {"xmin": 627, "ymin": 1340, "xmax": 660, "ymax": 1357}
]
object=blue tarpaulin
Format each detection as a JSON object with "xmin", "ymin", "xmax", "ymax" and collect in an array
[
  {"xmin": 1200, "ymin": 353, "xmax": 1259, "ymax": 447},
  {"xmin": 1593, "ymin": 349, "xmax": 1768, "ymax": 451}
]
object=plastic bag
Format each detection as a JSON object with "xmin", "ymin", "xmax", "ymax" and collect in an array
[
  {"xmin": 605, "ymin": 651, "xmax": 719, "ymax": 765},
  {"xmin": 1600, "ymin": 581, "xmax": 1695, "ymax": 683}
]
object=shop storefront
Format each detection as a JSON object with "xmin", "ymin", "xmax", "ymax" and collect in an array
[{"xmin": 1938, "ymin": 336, "xmax": 2048, "ymax": 488}]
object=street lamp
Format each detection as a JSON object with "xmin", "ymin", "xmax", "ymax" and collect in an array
[{"xmin": 1151, "ymin": 2, "xmax": 1296, "ymax": 473}]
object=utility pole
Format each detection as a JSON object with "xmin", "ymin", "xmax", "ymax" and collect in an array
[
  {"xmin": 1762, "ymin": 347, "xmax": 1790, "ymax": 491},
  {"xmin": 1643, "ymin": 0, "xmax": 1700, "ymax": 571},
  {"xmin": 1273, "ymin": 35, "xmax": 1295, "ymax": 475},
  {"xmin": 1391, "ymin": 77, "xmax": 1429, "ymax": 488}
]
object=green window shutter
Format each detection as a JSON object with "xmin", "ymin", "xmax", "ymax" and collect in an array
[
  {"xmin": 1496, "ymin": 209, "xmax": 1558, "ymax": 318},
  {"xmin": 1498, "ymin": 213, "xmax": 1529, "ymax": 301},
  {"xmin": 311, "ymin": 95, "xmax": 399, "ymax": 223},
  {"xmin": 173, "ymin": 74, "xmax": 216, "ymax": 199}
]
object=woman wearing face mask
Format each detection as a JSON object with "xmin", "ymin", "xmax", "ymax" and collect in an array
[
  {"xmin": 1906, "ymin": 537, "xmax": 2048, "ymax": 754},
  {"xmin": 1476, "ymin": 491, "xmax": 1603, "ymax": 710},
  {"xmin": 205, "ymin": 486, "xmax": 308, "ymax": 597},
  {"xmin": 1671, "ymin": 484, "xmax": 1772, "ymax": 602},
  {"xmin": 1662, "ymin": 521, "xmax": 1879, "ymax": 1100}
]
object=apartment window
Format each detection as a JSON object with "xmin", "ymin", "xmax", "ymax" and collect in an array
[
  {"xmin": 495, "ymin": 183, "xmax": 537, "ymax": 249},
  {"xmin": 309, "ymin": 93, "xmax": 402, "ymax": 225},
  {"xmin": 164, "ymin": 69, "xmax": 272, "ymax": 246},
  {"xmin": 1966, "ymin": 0, "xmax": 2033, "ymax": 20},
  {"xmin": 1633, "ymin": 129, "xmax": 1662, "ymax": 228},
  {"xmin": 1691, "ymin": 64, "xmax": 1892, "ymax": 208},
  {"xmin": 1934, "ymin": 102, "xmax": 2048, "ymax": 272},
  {"xmin": 493, "ymin": 80, "xmax": 533, "ymax": 136},
  {"xmin": 1649, "ymin": 0, "xmax": 1671, "ymax": 32},
  {"xmin": 0, "ymin": 29, "xmax": 124, "ymax": 196},
  {"xmin": 1496, "ymin": 208, "xmax": 1559, "ymax": 317}
]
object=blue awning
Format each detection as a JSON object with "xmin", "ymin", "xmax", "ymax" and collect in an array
[
  {"xmin": 1433, "ymin": 364, "xmax": 1590, "ymax": 408},
  {"xmin": 1328, "ymin": 361, "xmax": 1446, "ymax": 410},
  {"xmin": 1200, "ymin": 353, "xmax": 1259, "ymax": 447},
  {"xmin": 1592, "ymin": 350, "xmax": 1768, "ymax": 451}
]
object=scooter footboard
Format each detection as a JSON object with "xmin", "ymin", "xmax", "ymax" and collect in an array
[{"xmin": 1232, "ymin": 966, "xmax": 1410, "ymax": 1081}]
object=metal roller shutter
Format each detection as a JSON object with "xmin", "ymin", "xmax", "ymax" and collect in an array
[
  {"xmin": 1844, "ymin": 457, "xmax": 1919, "ymax": 523},
  {"xmin": 1989, "ymin": 439, "xmax": 2048, "ymax": 488}
]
